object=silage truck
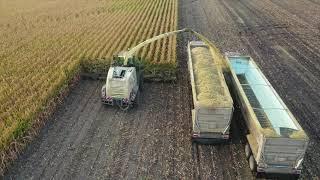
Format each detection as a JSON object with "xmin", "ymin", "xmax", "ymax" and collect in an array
[
  {"xmin": 226, "ymin": 54, "xmax": 309, "ymax": 175},
  {"xmin": 188, "ymin": 41, "xmax": 233, "ymax": 141}
]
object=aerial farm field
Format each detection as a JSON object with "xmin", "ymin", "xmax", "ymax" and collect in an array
[
  {"xmin": 2, "ymin": 0, "xmax": 320, "ymax": 179},
  {"xmin": 0, "ymin": 0, "xmax": 177, "ymax": 173}
]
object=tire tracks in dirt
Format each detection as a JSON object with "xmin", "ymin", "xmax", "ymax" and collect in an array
[
  {"xmin": 60, "ymin": 103, "xmax": 120, "ymax": 179},
  {"xmin": 43, "ymin": 81, "xmax": 101, "ymax": 179}
]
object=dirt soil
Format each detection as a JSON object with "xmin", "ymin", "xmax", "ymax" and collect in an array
[
  {"xmin": 4, "ymin": 78, "xmax": 251, "ymax": 180},
  {"xmin": 4, "ymin": 0, "xmax": 320, "ymax": 179}
]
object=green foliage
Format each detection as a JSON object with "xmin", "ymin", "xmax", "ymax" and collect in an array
[
  {"xmin": 81, "ymin": 57, "xmax": 176, "ymax": 81},
  {"xmin": 12, "ymin": 119, "xmax": 31, "ymax": 140},
  {"xmin": 80, "ymin": 57, "xmax": 111, "ymax": 74}
]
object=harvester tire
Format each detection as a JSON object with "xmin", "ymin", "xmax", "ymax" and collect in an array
[
  {"xmin": 134, "ymin": 90, "xmax": 141, "ymax": 106},
  {"xmin": 249, "ymin": 155, "xmax": 257, "ymax": 172},
  {"xmin": 245, "ymin": 143, "xmax": 251, "ymax": 159}
]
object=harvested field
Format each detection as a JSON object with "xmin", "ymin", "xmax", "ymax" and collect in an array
[
  {"xmin": 4, "ymin": 79, "xmax": 252, "ymax": 179},
  {"xmin": 3, "ymin": 0, "xmax": 320, "ymax": 179}
]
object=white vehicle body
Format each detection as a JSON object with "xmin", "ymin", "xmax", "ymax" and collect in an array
[{"xmin": 101, "ymin": 66, "xmax": 139, "ymax": 107}]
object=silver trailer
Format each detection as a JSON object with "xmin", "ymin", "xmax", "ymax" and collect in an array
[
  {"xmin": 188, "ymin": 41, "xmax": 233, "ymax": 142},
  {"xmin": 226, "ymin": 55, "xmax": 309, "ymax": 175}
]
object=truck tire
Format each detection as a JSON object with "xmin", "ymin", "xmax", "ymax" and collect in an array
[
  {"xmin": 134, "ymin": 90, "xmax": 140, "ymax": 106},
  {"xmin": 249, "ymin": 155, "xmax": 257, "ymax": 172},
  {"xmin": 245, "ymin": 143, "xmax": 251, "ymax": 159}
]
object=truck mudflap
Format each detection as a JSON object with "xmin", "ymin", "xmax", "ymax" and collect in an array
[{"xmin": 192, "ymin": 132, "xmax": 230, "ymax": 144}]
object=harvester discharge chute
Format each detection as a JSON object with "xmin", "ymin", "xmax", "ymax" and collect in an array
[{"xmin": 101, "ymin": 28, "xmax": 227, "ymax": 111}]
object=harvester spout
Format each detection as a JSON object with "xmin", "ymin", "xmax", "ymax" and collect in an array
[
  {"xmin": 123, "ymin": 28, "xmax": 192, "ymax": 65},
  {"xmin": 122, "ymin": 28, "xmax": 223, "ymax": 67}
]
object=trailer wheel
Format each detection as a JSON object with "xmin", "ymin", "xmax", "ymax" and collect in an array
[
  {"xmin": 245, "ymin": 143, "xmax": 251, "ymax": 159},
  {"xmin": 249, "ymin": 155, "xmax": 257, "ymax": 172}
]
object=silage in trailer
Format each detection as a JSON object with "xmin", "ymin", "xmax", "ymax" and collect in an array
[{"xmin": 191, "ymin": 47, "xmax": 232, "ymax": 108}]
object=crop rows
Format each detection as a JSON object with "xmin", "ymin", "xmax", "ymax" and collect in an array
[{"xmin": 0, "ymin": 0, "xmax": 177, "ymax": 157}]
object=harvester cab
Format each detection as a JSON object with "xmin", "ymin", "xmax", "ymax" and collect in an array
[{"xmin": 101, "ymin": 52, "xmax": 144, "ymax": 110}]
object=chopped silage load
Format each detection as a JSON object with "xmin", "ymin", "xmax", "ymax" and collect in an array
[
  {"xmin": 191, "ymin": 47, "xmax": 232, "ymax": 108},
  {"xmin": 289, "ymin": 129, "xmax": 308, "ymax": 139}
]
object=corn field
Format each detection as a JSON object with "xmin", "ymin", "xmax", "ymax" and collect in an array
[{"xmin": 0, "ymin": 0, "xmax": 177, "ymax": 151}]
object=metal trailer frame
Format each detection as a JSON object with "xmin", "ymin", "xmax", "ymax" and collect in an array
[
  {"xmin": 225, "ymin": 55, "xmax": 309, "ymax": 175},
  {"xmin": 187, "ymin": 41, "xmax": 234, "ymax": 143}
]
